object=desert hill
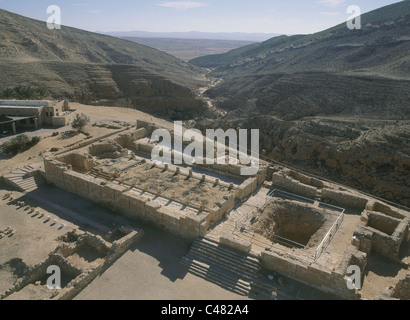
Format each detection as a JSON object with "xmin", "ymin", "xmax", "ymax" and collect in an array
[
  {"xmin": 191, "ymin": 1, "xmax": 410, "ymax": 120},
  {"xmin": 189, "ymin": 1, "xmax": 410, "ymax": 206},
  {"xmin": 0, "ymin": 9, "xmax": 207, "ymax": 119}
]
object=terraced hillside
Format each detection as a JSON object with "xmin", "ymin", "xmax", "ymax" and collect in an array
[{"xmin": 0, "ymin": 9, "xmax": 207, "ymax": 119}]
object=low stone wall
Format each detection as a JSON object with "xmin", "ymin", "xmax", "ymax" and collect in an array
[
  {"xmin": 136, "ymin": 141, "xmax": 155, "ymax": 154},
  {"xmin": 52, "ymin": 110, "xmax": 79, "ymax": 127},
  {"xmin": 392, "ymin": 274, "xmax": 410, "ymax": 299},
  {"xmin": 115, "ymin": 133, "xmax": 137, "ymax": 150},
  {"xmin": 89, "ymin": 140, "xmax": 124, "ymax": 157},
  {"xmin": 44, "ymin": 158, "xmax": 67, "ymax": 189},
  {"xmin": 261, "ymin": 250, "xmax": 360, "ymax": 299},
  {"xmin": 355, "ymin": 211, "xmax": 409, "ymax": 261},
  {"xmin": 322, "ymin": 188, "xmax": 369, "ymax": 210},
  {"xmin": 288, "ymin": 170, "xmax": 325, "ymax": 189},
  {"xmin": 376, "ymin": 273, "xmax": 410, "ymax": 300},
  {"xmin": 210, "ymin": 193, "xmax": 236, "ymax": 222},
  {"xmin": 133, "ymin": 128, "xmax": 149, "ymax": 140},
  {"xmin": 136, "ymin": 119, "xmax": 151, "ymax": 130},
  {"xmin": 57, "ymin": 265, "xmax": 103, "ymax": 300},
  {"xmin": 55, "ymin": 127, "xmax": 130, "ymax": 157},
  {"xmin": 367, "ymin": 211, "xmax": 401, "ymax": 236},
  {"xmin": 256, "ymin": 168, "xmax": 267, "ymax": 185},
  {"xmin": 371, "ymin": 201, "xmax": 406, "ymax": 220},
  {"xmin": 56, "ymin": 152, "xmax": 97, "ymax": 171},
  {"xmin": 272, "ymin": 172, "xmax": 318, "ymax": 199},
  {"xmin": 0, "ymin": 227, "xmax": 144, "ymax": 300},
  {"xmin": 191, "ymin": 162, "xmax": 247, "ymax": 182},
  {"xmin": 236, "ymin": 178, "xmax": 258, "ymax": 200},
  {"xmin": 0, "ymin": 254, "xmax": 82, "ymax": 300},
  {"xmin": 107, "ymin": 228, "xmax": 144, "ymax": 264}
]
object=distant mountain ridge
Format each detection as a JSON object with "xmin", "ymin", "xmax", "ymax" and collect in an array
[
  {"xmin": 0, "ymin": 9, "xmax": 207, "ymax": 119},
  {"xmin": 103, "ymin": 31, "xmax": 281, "ymax": 42},
  {"xmin": 121, "ymin": 37, "xmax": 256, "ymax": 61}
]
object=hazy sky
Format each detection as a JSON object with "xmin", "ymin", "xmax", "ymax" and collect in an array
[{"xmin": 0, "ymin": 0, "xmax": 404, "ymax": 34}]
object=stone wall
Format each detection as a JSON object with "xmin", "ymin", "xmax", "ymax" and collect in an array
[
  {"xmin": 321, "ymin": 188, "xmax": 369, "ymax": 210},
  {"xmin": 288, "ymin": 169, "xmax": 325, "ymax": 189},
  {"xmin": 133, "ymin": 128, "xmax": 149, "ymax": 140},
  {"xmin": 89, "ymin": 141, "xmax": 123, "ymax": 158},
  {"xmin": 0, "ymin": 227, "xmax": 143, "ymax": 300},
  {"xmin": 370, "ymin": 201, "xmax": 407, "ymax": 220},
  {"xmin": 354, "ymin": 210, "xmax": 409, "ymax": 261},
  {"xmin": 367, "ymin": 211, "xmax": 401, "ymax": 236},
  {"xmin": 272, "ymin": 172, "xmax": 318, "ymax": 199},
  {"xmin": 236, "ymin": 178, "xmax": 258, "ymax": 200},
  {"xmin": 107, "ymin": 228, "xmax": 144, "ymax": 264},
  {"xmin": 0, "ymin": 254, "xmax": 82, "ymax": 300},
  {"xmin": 392, "ymin": 274, "xmax": 410, "ymax": 299},
  {"xmin": 44, "ymin": 158, "xmax": 211, "ymax": 240},
  {"xmin": 210, "ymin": 192, "xmax": 236, "ymax": 222},
  {"xmin": 56, "ymin": 152, "xmax": 97, "ymax": 171},
  {"xmin": 115, "ymin": 133, "xmax": 136, "ymax": 150},
  {"xmin": 261, "ymin": 250, "xmax": 360, "ymax": 299},
  {"xmin": 52, "ymin": 110, "xmax": 79, "ymax": 127}
]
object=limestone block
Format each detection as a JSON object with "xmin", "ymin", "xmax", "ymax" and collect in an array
[
  {"xmin": 236, "ymin": 177, "xmax": 258, "ymax": 200},
  {"xmin": 87, "ymin": 178, "xmax": 104, "ymax": 203},
  {"xmin": 220, "ymin": 235, "xmax": 252, "ymax": 254},
  {"xmin": 62, "ymin": 170, "xmax": 79, "ymax": 194}
]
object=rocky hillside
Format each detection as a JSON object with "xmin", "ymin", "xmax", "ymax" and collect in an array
[
  {"xmin": 192, "ymin": 1, "xmax": 410, "ymax": 119},
  {"xmin": 193, "ymin": 115, "xmax": 410, "ymax": 206},
  {"xmin": 0, "ymin": 9, "xmax": 208, "ymax": 119},
  {"xmin": 190, "ymin": 1, "xmax": 410, "ymax": 206}
]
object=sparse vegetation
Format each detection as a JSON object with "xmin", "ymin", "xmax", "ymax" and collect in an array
[
  {"xmin": 60, "ymin": 130, "xmax": 80, "ymax": 140},
  {"xmin": 71, "ymin": 113, "xmax": 90, "ymax": 131},
  {"xmin": 0, "ymin": 85, "xmax": 47, "ymax": 100},
  {"xmin": 0, "ymin": 134, "xmax": 41, "ymax": 156}
]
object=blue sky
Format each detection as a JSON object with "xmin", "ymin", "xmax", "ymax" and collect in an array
[{"xmin": 0, "ymin": 0, "xmax": 403, "ymax": 34}]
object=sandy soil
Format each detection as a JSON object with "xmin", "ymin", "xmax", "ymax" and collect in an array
[
  {"xmin": 0, "ymin": 189, "xmax": 76, "ymax": 293},
  {"xmin": 75, "ymin": 225, "xmax": 250, "ymax": 301},
  {"xmin": 360, "ymin": 253, "xmax": 408, "ymax": 300}
]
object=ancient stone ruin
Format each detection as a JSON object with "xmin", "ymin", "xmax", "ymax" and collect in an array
[{"xmin": 1, "ymin": 119, "xmax": 409, "ymax": 300}]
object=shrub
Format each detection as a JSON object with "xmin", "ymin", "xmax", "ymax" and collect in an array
[
  {"xmin": 0, "ymin": 135, "xmax": 41, "ymax": 156},
  {"xmin": 71, "ymin": 113, "xmax": 90, "ymax": 131}
]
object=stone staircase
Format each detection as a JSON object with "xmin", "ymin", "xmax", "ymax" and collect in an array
[
  {"xmin": 3, "ymin": 164, "xmax": 46, "ymax": 193},
  {"xmin": 180, "ymin": 237, "xmax": 276, "ymax": 298}
]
